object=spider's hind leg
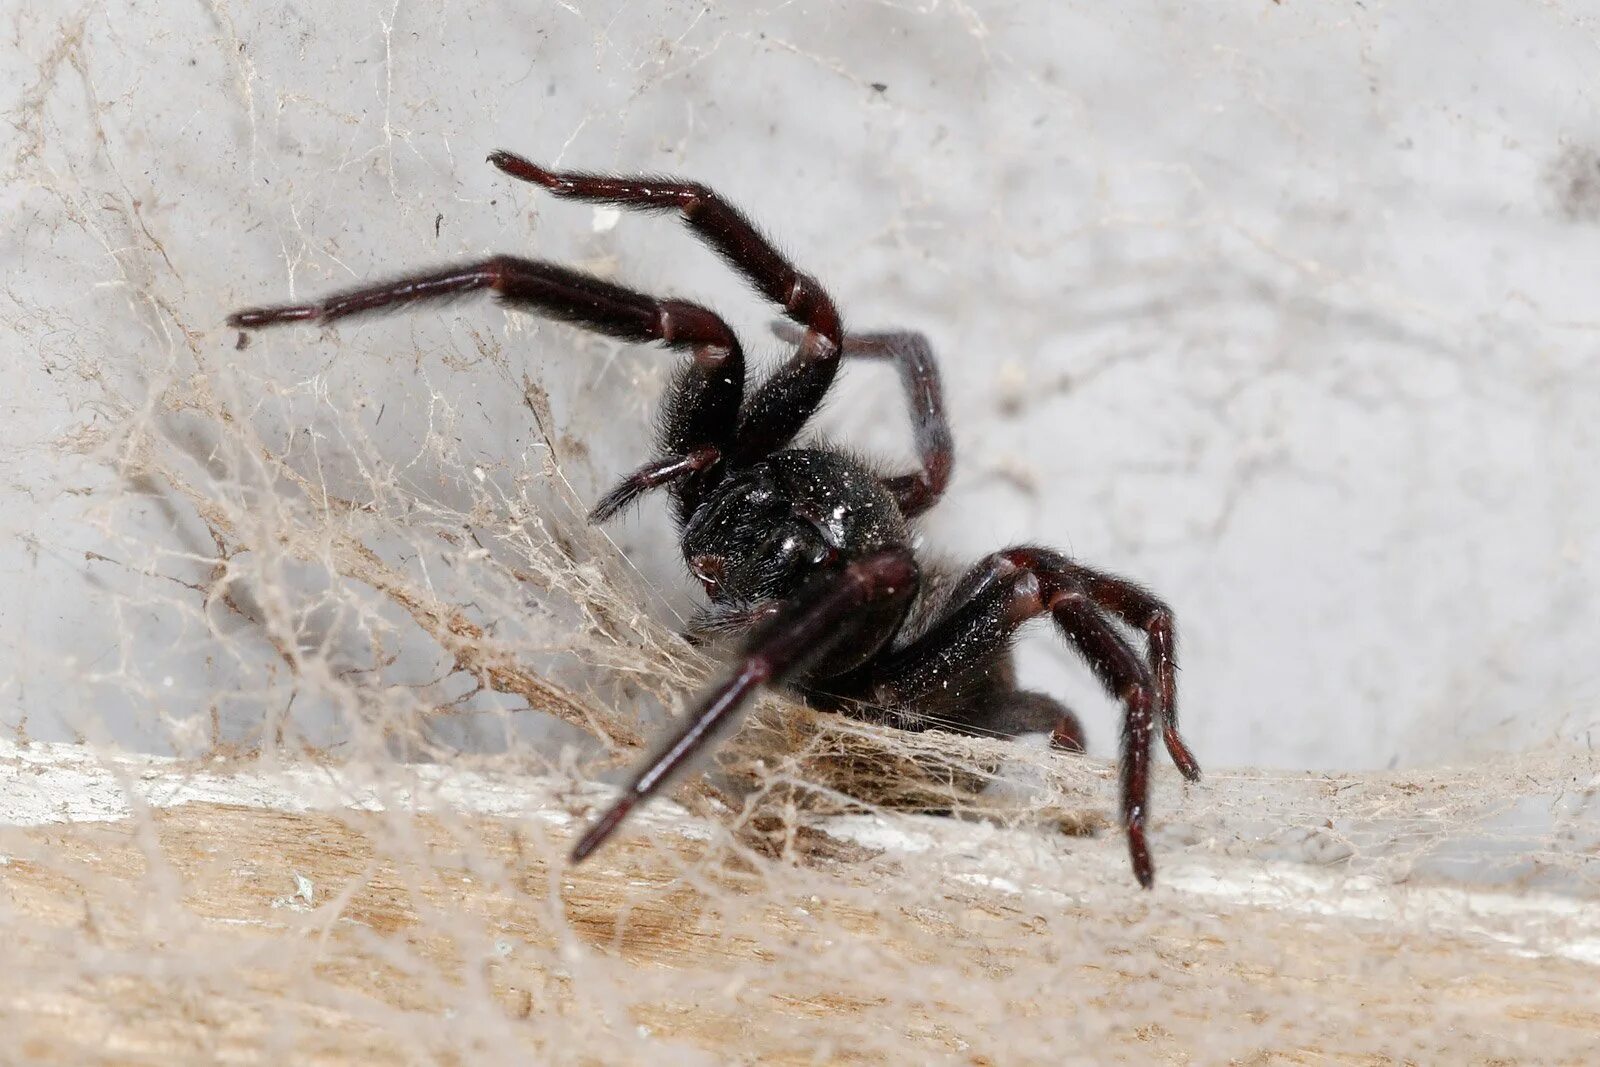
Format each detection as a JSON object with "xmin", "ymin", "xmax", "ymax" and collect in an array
[
  {"xmin": 985, "ymin": 689, "xmax": 1087, "ymax": 753},
  {"xmin": 845, "ymin": 546, "xmax": 1195, "ymax": 888}
]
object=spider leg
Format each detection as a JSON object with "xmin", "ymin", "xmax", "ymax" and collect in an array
[
  {"xmin": 773, "ymin": 322, "xmax": 953, "ymax": 517},
  {"xmin": 986, "ymin": 690, "xmax": 1086, "ymax": 753},
  {"xmin": 854, "ymin": 546, "xmax": 1190, "ymax": 888},
  {"xmin": 227, "ymin": 256, "xmax": 746, "ymax": 518},
  {"xmin": 571, "ymin": 547, "xmax": 919, "ymax": 862},
  {"xmin": 1049, "ymin": 594, "xmax": 1161, "ymax": 888},
  {"xmin": 489, "ymin": 151, "xmax": 844, "ymax": 464},
  {"xmin": 1065, "ymin": 567, "xmax": 1200, "ymax": 782},
  {"xmin": 587, "ymin": 446, "xmax": 722, "ymax": 524}
]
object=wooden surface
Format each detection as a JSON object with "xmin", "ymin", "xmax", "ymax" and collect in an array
[{"xmin": 3, "ymin": 746, "xmax": 1598, "ymax": 1064}]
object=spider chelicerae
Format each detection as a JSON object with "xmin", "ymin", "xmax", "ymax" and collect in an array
[{"xmin": 229, "ymin": 150, "xmax": 1202, "ymax": 887}]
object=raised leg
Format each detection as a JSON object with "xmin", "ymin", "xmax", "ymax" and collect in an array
[
  {"xmin": 227, "ymin": 255, "xmax": 746, "ymax": 518},
  {"xmin": 571, "ymin": 548, "xmax": 920, "ymax": 862},
  {"xmin": 490, "ymin": 151, "xmax": 845, "ymax": 464},
  {"xmin": 853, "ymin": 545, "xmax": 1196, "ymax": 888},
  {"xmin": 773, "ymin": 323, "xmax": 953, "ymax": 517}
]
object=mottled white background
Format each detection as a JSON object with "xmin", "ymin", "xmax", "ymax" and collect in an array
[{"xmin": 4, "ymin": 1, "xmax": 1598, "ymax": 772}]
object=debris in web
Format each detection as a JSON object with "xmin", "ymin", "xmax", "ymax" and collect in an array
[{"xmin": 4, "ymin": 2, "xmax": 1598, "ymax": 1060}]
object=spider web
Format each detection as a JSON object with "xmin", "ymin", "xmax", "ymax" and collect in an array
[{"xmin": 4, "ymin": 1, "xmax": 1600, "ymax": 1061}]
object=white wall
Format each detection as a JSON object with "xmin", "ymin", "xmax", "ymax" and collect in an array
[{"xmin": 4, "ymin": 1, "xmax": 1597, "ymax": 770}]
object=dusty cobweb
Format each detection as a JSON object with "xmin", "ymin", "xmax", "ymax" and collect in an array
[{"xmin": 3, "ymin": 1, "xmax": 1599, "ymax": 1062}]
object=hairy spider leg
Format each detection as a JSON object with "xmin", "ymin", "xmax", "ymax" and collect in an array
[
  {"xmin": 986, "ymin": 690, "xmax": 1087, "ymax": 752},
  {"xmin": 588, "ymin": 447, "xmax": 723, "ymax": 525},
  {"xmin": 571, "ymin": 548, "xmax": 920, "ymax": 863},
  {"xmin": 772, "ymin": 323, "xmax": 954, "ymax": 518},
  {"xmin": 852, "ymin": 545, "xmax": 1190, "ymax": 888},
  {"xmin": 227, "ymin": 257, "xmax": 746, "ymax": 520},
  {"xmin": 488, "ymin": 151, "xmax": 846, "ymax": 465},
  {"xmin": 1050, "ymin": 594, "xmax": 1162, "ymax": 888},
  {"xmin": 865, "ymin": 545, "xmax": 1200, "ymax": 776},
  {"xmin": 1067, "ymin": 569, "xmax": 1200, "ymax": 782}
]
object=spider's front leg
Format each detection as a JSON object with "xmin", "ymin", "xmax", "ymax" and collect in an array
[
  {"xmin": 490, "ymin": 151, "xmax": 845, "ymax": 464},
  {"xmin": 772, "ymin": 323, "xmax": 954, "ymax": 518},
  {"xmin": 572, "ymin": 548, "xmax": 919, "ymax": 861},
  {"xmin": 227, "ymin": 256, "xmax": 748, "ymax": 520},
  {"xmin": 854, "ymin": 546, "xmax": 1198, "ymax": 888}
]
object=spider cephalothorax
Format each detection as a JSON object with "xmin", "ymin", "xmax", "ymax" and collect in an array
[
  {"xmin": 229, "ymin": 150, "xmax": 1202, "ymax": 887},
  {"xmin": 682, "ymin": 450, "xmax": 909, "ymax": 649}
]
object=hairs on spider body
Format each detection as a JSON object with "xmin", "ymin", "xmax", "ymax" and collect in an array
[{"xmin": 228, "ymin": 149, "xmax": 1202, "ymax": 888}]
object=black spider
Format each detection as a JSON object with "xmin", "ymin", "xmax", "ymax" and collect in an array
[{"xmin": 228, "ymin": 150, "xmax": 1202, "ymax": 887}]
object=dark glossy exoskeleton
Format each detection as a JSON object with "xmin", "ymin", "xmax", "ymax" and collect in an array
[{"xmin": 228, "ymin": 150, "xmax": 1202, "ymax": 887}]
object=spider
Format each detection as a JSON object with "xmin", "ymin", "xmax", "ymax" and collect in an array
[{"xmin": 229, "ymin": 150, "xmax": 1202, "ymax": 887}]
